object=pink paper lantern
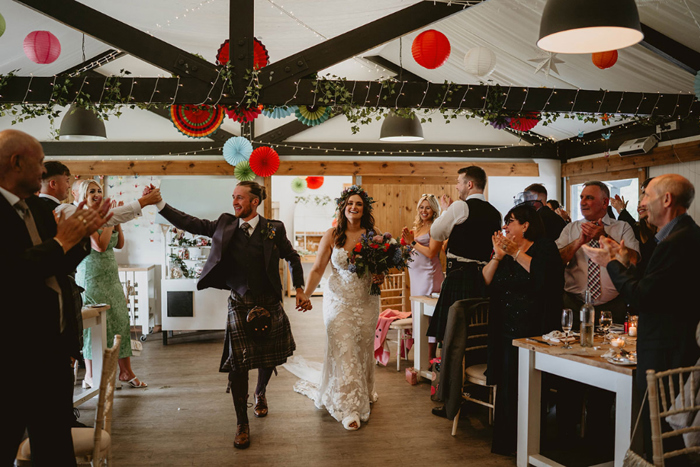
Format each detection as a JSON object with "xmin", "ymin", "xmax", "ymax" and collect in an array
[{"xmin": 24, "ymin": 31, "xmax": 61, "ymax": 64}]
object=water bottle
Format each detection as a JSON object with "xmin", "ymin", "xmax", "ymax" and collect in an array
[{"xmin": 580, "ymin": 289, "xmax": 595, "ymax": 347}]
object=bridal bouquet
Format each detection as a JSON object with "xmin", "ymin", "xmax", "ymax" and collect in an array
[{"xmin": 348, "ymin": 231, "xmax": 413, "ymax": 295}]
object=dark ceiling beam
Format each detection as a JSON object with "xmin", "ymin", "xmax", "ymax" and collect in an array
[
  {"xmin": 256, "ymin": 119, "xmax": 316, "ymax": 144},
  {"xmin": 639, "ymin": 24, "xmax": 700, "ymax": 75},
  {"xmin": 13, "ymin": 0, "xmax": 220, "ymax": 85},
  {"xmin": 40, "ymin": 140, "xmax": 554, "ymax": 159},
  {"xmin": 504, "ymin": 127, "xmax": 548, "ymax": 146},
  {"xmin": 61, "ymin": 49, "xmax": 126, "ymax": 77},
  {"xmin": 362, "ymin": 56, "xmax": 426, "ymax": 82},
  {"xmin": 3, "ymin": 76, "xmax": 698, "ymax": 117},
  {"xmin": 229, "ymin": 0, "xmax": 254, "ymax": 97},
  {"xmin": 258, "ymin": 1, "xmax": 475, "ymax": 88}
]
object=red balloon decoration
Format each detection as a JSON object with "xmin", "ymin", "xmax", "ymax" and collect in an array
[
  {"xmin": 305, "ymin": 176, "xmax": 324, "ymax": 189},
  {"xmin": 249, "ymin": 146, "xmax": 280, "ymax": 177},
  {"xmin": 592, "ymin": 50, "xmax": 618, "ymax": 69},
  {"xmin": 24, "ymin": 31, "xmax": 61, "ymax": 64},
  {"xmin": 411, "ymin": 30, "xmax": 451, "ymax": 69},
  {"xmin": 216, "ymin": 38, "xmax": 270, "ymax": 69},
  {"xmin": 509, "ymin": 112, "xmax": 541, "ymax": 132}
]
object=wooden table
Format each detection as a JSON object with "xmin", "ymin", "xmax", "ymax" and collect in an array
[
  {"xmin": 410, "ymin": 295, "xmax": 438, "ymax": 380},
  {"xmin": 73, "ymin": 304, "xmax": 110, "ymax": 407},
  {"xmin": 514, "ymin": 338, "xmax": 639, "ymax": 467}
]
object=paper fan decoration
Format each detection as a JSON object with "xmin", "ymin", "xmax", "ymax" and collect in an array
[
  {"xmin": 263, "ymin": 105, "xmax": 297, "ymax": 119},
  {"xmin": 295, "ymin": 105, "xmax": 331, "ymax": 126},
  {"xmin": 509, "ymin": 112, "xmax": 540, "ymax": 132},
  {"xmin": 216, "ymin": 38, "xmax": 270, "ymax": 69},
  {"xmin": 225, "ymin": 104, "xmax": 263, "ymax": 123},
  {"xmin": 170, "ymin": 105, "xmax": 225, "ymax": 138},
  {"xmin": 306, "ymin": 176, "xmax": 324, "ymax": 189},
  {"xmin": 223, "ymin": 137, "xmax": 253, "ymax": 166},
  {"xmin": 249, "ymin": 146, "xmax": 280, "ymax": 177},
  {"xmin": 234, "ymin": 161, "xmax": 256, "ymax": 182},
  {"xmin": 291, "ymin": 177, "xmax": 307, "ymax": 193},
  {"xmin": 0, "ymin": 14, "xmax": 6, "ymax": 38},
  {"xmin": 489, "ymin": 116, "xmax": 511, "ymax": 130}
]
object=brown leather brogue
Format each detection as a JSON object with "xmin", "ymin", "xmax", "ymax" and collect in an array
[
  {"xmin": 254, "ymin": 393, "xmax": 268, "ymax": 418},
  {"xmin": 234, "ymin": 424, "xmax": 250, "ymax": 449}
]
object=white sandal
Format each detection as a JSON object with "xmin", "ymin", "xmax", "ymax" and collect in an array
[{"xmin": 342, "ymin": 414, "xmax": 361, "ymax": 431}]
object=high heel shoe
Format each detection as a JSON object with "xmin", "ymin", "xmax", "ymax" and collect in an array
[
  {"xmin": 124, "ymin": 377, "xmax": 147, "ymax": 388},
  {"xmin": 82, "ymin": 377, "xmax": 93, "ymax": 389}
]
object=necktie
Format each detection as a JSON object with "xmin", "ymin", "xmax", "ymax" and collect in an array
[
  {"xmin": 16, "ymin": 200, "xmax": 65, "ymax": 331},
  {"xmin": 241, "ymin": 222, "xmax": 251, "ymax": 238},
  {"xmin": 587, "ymin": 239, "xmax": 602, "ymax": 302}
]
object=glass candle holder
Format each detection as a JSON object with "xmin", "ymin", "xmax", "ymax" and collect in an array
[{"xmin": 628, "ymin": 315, "xmax": 638, "ymax": 337}]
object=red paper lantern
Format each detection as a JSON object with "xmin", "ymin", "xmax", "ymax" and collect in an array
[
  {"xmin": 24, "ymin": 31, "xmax": 61, "ymax": 64},
  {"xmin": 592, "ymin": 50, "xmax": 618, "ymax": 69},
  {"xmin": 306, "ymin": 176, "xmax": 324, "ymax": 189},
  {"xmin": 249, "ymin": 146, "xmax": 280, "ymax": 177},
  {"xmin": 216, "ymin": 38, "xmax": 270, "ymax": 69},
  {"xmin": 509, "ymin": 112, "xmax": 540, "ymax": 132},
  {"xmin": 411, "ymin": 30, "xmax": 450, "ymax": 69}
]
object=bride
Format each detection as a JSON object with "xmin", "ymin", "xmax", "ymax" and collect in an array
[{"xmin": 288, "ymin": 186, "xmax": 383, "ymax": 431}]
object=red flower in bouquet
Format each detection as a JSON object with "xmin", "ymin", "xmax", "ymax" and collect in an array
[
  {"xmin": 354, "ymin": 243, "xmax": 362, "ymax": 253},
  {"xmin": 348, "ymin": 231, "xmax": 414, "ymax": 295}
]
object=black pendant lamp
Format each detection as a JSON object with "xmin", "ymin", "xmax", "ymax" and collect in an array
[
  {"xmin": 379, "ymin": 111, "xmax": 424, "ymax": 142},
  {"xmin": 537, "ymin": 0, "xmax": 643, "ymax": 54},
  {"xmin": 58, "ymin": 105, "xmax": 107, "ymax": 141}
]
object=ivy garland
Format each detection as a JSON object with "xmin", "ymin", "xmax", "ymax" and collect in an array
[{"xmin": 294, "ymin": 194, "xmax": 332, "ymax": 206}]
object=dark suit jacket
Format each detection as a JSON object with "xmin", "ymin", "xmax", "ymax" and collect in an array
[
  {"xmin": 159, "ymin": 204, "xmax": 304, "ymax": 299},
  {"xmin": 538, "ymin": 205, "xmax": 567, "ymax": 242},
  {"xmin": 607, "ymin": 214, "xmax": 700, "ymax": 382},
  {"xmin": 0, "ymin": 194, "xmax": 89, "ymax": 365}
]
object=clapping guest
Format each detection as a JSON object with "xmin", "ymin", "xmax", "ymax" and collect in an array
[
  {"xmin": 482, "ymin": 204, "xmax": 563, "ymax": 456},
  {"xmin": 401, "ymin": 194, "xmax": 444, "ymax": 360},
  {"xmin": 76, "ymin": 180, "xmax": 148, "ymax": 389},
  {"xmin": 547, "ymin": 199, "xmax": 571, "ymax": 223}
]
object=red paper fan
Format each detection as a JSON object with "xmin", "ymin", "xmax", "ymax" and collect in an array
[
  {"xmin": 249, "ymin": 146, "xmax": 280, "ymax": 177},
  {"xmin": 216, "ymin": 38, "xmax": 270, "ymax": 69},
  {"xmin": 225, "ymin": 104, "xmax": 263, "ymax": 123},
  {"xmin": 509, "ymin": 112, "xmax": 540, "ymax": 132},
  {"xmin": 306, "ymin": 176, "xmax": 324, "ymax": 189},
  {"xmin": 170, "ymin": 104, "xmax": 225, "ymax": 138}
]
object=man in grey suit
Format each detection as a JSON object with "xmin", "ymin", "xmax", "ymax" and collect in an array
[{"xmin": 156, "ymin": 180, "xmax": 309, "ymax": 449}]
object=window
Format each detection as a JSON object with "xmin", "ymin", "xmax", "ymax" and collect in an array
[{"xmin": 570, "ymin": 178, "xmax": 639, "ymax": 222}]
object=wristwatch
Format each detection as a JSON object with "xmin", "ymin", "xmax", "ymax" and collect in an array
[{"xmin": 411, "ymin": 241, "xmax": 417, "ymax": 246}]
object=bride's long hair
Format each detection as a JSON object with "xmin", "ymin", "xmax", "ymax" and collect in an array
[{"xmin": 334, "ymin": 186, "xmax": 376, "ymax": 248}]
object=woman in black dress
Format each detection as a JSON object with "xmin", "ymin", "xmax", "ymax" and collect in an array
[{"xmin": 482, "ymin": 204, "xmax": 564, "ymax": 456}]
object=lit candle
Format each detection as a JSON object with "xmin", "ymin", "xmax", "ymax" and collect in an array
[
  {"xmin": 628, "ymin": 325, "xmax": 637, "ymax": 337},
  {"xmin": 611, "ymin": 337, "xmax": 626, "ymax": 348}
]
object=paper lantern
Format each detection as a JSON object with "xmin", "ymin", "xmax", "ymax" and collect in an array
[
  {"xmin": 262, "ymin": 105, "xmax": 297, "ymax": 119},
  {"xmin": 249, "ymin": 146, "xmax": 280, "ymax": 177},
  {"xmin": 509, "ymin": 113, "xmax": 541, "ymax": 132},
  {"xmin": 216, "ymin": 38, "xmax": 270, "ymax": 69},
  {"xmin": 411, "ymin": 30, "xmax": 450, "ymax": 69},
  {"xmin": 234, "ymin": 161, "xmax": 256, "ymax": 182},
  {"xmin": 295, "ymin": 105, "xmax": 331, "ymax": 126},
  {"xmin": 464, "ymin": 47, "xmax": 496, "ymax": 77},
  {"xmin": 223, "ymin": 136, "xmax": 253, "ymax": 166},
  {"xmin": 170, "ymin": 105, "xmax": 224, "ymax": 138},
  {"xmin": 225, "ymin": 104, "xmax": 263, "ymax": 123},
  {"xmin": 24, "ymin": 31, "xmax": 61, "ymax": 64},
  {"xmin": 306, "ymin": 176, "xmax": 324, "ymax": 190},
  {"xmin": 291, "ymin": 177, "xmax": 307, "ymax": 193},
  {"xmin": 592, "ymin": 50, "xmax": 618, "ymax": 69},
  {"xmin": 0, "ymin": 14, "xmax": 6, "ymax": 38}
]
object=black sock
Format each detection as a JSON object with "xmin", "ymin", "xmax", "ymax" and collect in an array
[
  {"xmin": 255, "ymin": 367, "xmax": 274, "ymax": 396},
  {"xmin": 229, "ymin": 370, "xmax": 249, "ymax": 425}
]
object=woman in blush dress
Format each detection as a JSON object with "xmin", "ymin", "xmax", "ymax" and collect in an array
[{"xmin": 401, "ymin": 194, "xmax": 444, "ymax": 361}]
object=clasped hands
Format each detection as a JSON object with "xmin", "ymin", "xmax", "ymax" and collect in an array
[
  {"xmin": 491, "ymin": 231, "xmax": 518, "ymax": 259},
  {"xmin": 55, "ymin": 198, "xmax": 114, "ymax": 252},
  {"xmin": 401, "ymin": 227, "xmax": 414, "ymax": 245},
  {"xmin": 581, "ymin": 237, "xmax": 631, "ymax": 268},
  {"xmin": 296, "ymin": 290, "xmax": 312, "ymax": 312}
]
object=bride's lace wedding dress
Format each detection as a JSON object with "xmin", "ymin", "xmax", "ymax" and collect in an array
[{"xmin": 285, "ymin": 247, "xmax": 381, "ymax": 430}]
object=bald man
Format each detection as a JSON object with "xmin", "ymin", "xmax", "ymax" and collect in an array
[
  {"xmin": 0, "ymin": 130, "xmax": 112, "ymax": 466},
  {"xmin": 586, "ymin": 174, "xmax": 700, "ymax": 461}
]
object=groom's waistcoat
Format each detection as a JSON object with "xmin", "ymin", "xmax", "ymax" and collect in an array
[{"xmin": 226, "ymin": 225, "xmax": 275, "ymax": 297}]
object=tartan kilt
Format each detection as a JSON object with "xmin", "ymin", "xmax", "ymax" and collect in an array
[
  {"xmin": 427, "ymin": 262, "xmax": 486, "ymax": 341},
  {"xmin": 219, "ymin": 291, "xmax": 296, "ymax": 373}
]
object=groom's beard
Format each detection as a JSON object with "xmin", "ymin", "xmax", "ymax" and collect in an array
[{"xmin": 235, "ymin": 206, "xmax": 254, "ymax": 219}]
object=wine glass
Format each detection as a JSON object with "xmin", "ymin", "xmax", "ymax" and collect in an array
[
  {"xmin": 600, "ymin": 311, "xmax": 613, "ymax": 344},
  {"xmin": 561, "ymin": 309, "xmax": 573, "ymax": 349}
]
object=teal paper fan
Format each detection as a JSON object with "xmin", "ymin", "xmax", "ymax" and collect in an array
[
  {"xmin": 223, "ymin": 136, "xmax": 253, "ymax": 166},
  {"xmin": 291, "ymin": 177, "xmax": 307, "ymax": 193},
  {"xmin": 263, "ymin": 105, "xmax": 297, "ymax": 119},
  {"xmin": 695, "ymin": 71, "xmax": 700, "ymax": 100},
  {"xmin": 234, "ymin": 161, "xmax": 256, "ymax": 181},
  {"xmin": 295, "ymin": 105, "xmax": 331, "ymax": 126}
]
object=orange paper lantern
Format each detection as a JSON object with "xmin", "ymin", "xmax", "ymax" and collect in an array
[
  {"xmin": 306, "ymin": 176, "xmax": 324, "ymax": 189},
  {"xmin": 411, "ymin": 30, "xmax": 451, "ymax": 69},
  {"xmin": 592, "ymin": 50, "xmax": 618, "ymax": 69}
]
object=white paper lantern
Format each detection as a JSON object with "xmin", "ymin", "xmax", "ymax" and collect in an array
[{"xmin": 463, "ymin": 47, "xmax": 496, "ymax": 77}]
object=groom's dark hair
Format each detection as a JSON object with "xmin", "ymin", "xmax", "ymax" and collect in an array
[{"xmin": 237, "ymin": 180, "xmax": 267, "ymax": 204}]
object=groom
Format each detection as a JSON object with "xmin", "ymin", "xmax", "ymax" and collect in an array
[{"xmin": 156, "ymin": 180, "xmax": 308, "ymax": 449}]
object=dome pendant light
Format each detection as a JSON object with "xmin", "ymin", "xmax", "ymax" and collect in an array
[
  {"xmin": 59, "ymin": 105, "xmax": 107, "ymax": 141},
  {"xmin": 537, "ymin": 0, "xmax": 643, "ymax": 54},
  {"xmin": 379, "ymin": 111, "xmax": 424, "ymax": 142}
]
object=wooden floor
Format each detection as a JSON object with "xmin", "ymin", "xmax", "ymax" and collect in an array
[{"xmin": 74, "ymin": 297, "xmax": 515, "ymax": 466}]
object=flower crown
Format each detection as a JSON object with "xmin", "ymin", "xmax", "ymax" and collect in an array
[{"xmin": 335, "ymin": 185, "xmax": 375, "ymax": 212}]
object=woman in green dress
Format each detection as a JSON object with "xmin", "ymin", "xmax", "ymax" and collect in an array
[{"xmin": 77, "ymin": 180, "xmax": 147, "ymax": 388}]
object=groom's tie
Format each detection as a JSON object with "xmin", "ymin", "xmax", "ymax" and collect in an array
[
  {"xmin": 241, "ymin": 222, "xmax": 251, "ymax": 238},
  {"xmin": 15, "ymin": 200, "xmax": 65, "ymax": 332}
]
